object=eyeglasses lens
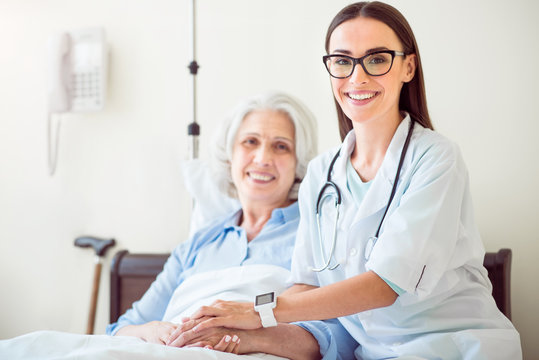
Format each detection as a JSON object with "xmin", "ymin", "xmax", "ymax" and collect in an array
[{"xmin": 363, "ymin": 52, "xmax": 393, "ymax": 76}]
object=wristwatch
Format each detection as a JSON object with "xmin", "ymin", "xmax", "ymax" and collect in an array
[{"xmin": 254, "ymin": 292, "xmax": 277, "ymax": 327}]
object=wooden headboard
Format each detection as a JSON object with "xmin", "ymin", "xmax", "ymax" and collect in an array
[
  {"xmin": 109, "ymin": 248, "xmax": 512, "ymax": 323},
  {"xmin": 110, "ymin": 250, "xmax": 169, "ymax": 323}
]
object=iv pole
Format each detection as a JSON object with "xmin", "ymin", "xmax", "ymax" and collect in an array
[{"xmin": 187, "ymin": 0, "xmax": 200, "ymax": 160}]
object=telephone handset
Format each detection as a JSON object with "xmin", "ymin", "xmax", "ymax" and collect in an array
[{"xmin": 47, "ymin": 28, "xmax": 108, "ymax": 176}]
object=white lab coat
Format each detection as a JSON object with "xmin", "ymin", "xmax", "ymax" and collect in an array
[{"xmin": 291, "ymin": 115, "xmax": 521, "ymax": 359}]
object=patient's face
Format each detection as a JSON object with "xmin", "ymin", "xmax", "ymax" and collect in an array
[{"xmin": 231, "ymin": 110, "xmax": 297, "ymax": 209}]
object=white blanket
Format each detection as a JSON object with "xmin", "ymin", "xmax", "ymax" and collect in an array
[
  {"xmin": 0, "ymin": 331, "xmax": 287, "ymax": 359},
  {"xmin": 163, "ymin": 264, "xmax": 292, "ymax": 323},
  {"xmin": 0, "ymin": 265, "xmax": 292, "ymax": 359}
]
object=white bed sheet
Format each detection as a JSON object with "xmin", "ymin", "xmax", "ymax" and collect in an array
[
  {"xmin": 162, "ymin": 264, "xmax": 292, "ymax": 323},
  {"xmin": 0, "ymin": 330, "xmax": 287, "ymax": 360}
]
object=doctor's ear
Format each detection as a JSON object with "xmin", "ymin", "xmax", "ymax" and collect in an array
[{"xmin": 402, "ymin": 54, "xmax": 417, "ymax": 83}]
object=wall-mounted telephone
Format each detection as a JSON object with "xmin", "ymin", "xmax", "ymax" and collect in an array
[
  {"xmin": 48, "ymin": 28, "xmax": 107, "ymax": 113},
  {"xmin": 47, "ymin": 28, "xmax": 108, "ymax": 175}
]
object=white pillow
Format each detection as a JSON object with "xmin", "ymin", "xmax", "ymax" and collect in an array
[{"xmin": 180, "ymin": 159, "xmax": 240, "ymax": 237}]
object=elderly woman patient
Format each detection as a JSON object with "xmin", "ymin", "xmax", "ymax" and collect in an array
[{"xmin": 107, "ymin": 92, "xmax": 354, "ymax": 359}]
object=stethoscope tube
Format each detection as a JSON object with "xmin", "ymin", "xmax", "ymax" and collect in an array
[
  {"xmin": 312, "ymin": 191, "xmax": 341, "ymax": 272},
  {"xmin": 311, "ymin": 152, "xmax": 343, "ymax": 272},
  {"xmin": 312, "ymin": 120, "xmax": 415, "ymax": 272}
]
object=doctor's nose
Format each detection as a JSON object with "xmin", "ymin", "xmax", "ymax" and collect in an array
[{"xmin": 349, "ymin": 63, "xmax": 369, "ymax": 84}]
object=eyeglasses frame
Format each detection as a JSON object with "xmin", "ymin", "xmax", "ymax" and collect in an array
[{"xmin": 322, "ymin": 50, "xmax": 406, "ymax": 79}]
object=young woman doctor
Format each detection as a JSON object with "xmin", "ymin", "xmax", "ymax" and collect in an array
[{"xmin": 187, "ymin": 2, "xmax": 522, "ymax": 358}]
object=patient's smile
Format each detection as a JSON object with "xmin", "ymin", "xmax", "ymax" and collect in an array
[{"xmin": 248, "ymin": 171, "xmax": 274, "ymax": 182}]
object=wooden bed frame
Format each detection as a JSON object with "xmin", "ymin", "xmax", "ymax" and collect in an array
[{"xmin": 109, "ymin": 248, "xmax": 512, "ymax": 323}]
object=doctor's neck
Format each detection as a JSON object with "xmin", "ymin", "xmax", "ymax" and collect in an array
[{"xmin": 350, "ymin": 112, "xmax": 403, "ymax": 182}]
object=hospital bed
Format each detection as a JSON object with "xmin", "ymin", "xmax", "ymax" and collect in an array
[
  {"xmin": 0, "ymin": 248, "xmax": 514, "ymax": 360},
  {"xmin": 110, "ymin": 248, "xmax": 513, "ymax": 322}
]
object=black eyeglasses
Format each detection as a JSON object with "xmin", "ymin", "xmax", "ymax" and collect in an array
[{"xmin": 323, "ymin": 50, "xmax": 405, "ymax": 78}]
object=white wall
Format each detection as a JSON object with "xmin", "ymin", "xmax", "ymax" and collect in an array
[{"xmin": 0, "ymin": 0, "xmax": 537, "ymax": 358}]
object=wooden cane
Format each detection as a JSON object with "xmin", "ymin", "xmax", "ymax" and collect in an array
[
  {"xmin": 86, "ymin": 258, "xmax": 102, "ymax": 334},
  {"xmin": 74, "ymin": 236, "xmax": 115, "ymax": 335}
]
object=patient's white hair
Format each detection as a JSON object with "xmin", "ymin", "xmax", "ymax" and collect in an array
[{"xmin": 211, "ymin": 91, "xmax": 318, "ymax": 200}]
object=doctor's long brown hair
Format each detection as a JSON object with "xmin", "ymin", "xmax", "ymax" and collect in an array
[{"xmin": 325, "ymin": 1, "xmax": 433, "ymax": 141}]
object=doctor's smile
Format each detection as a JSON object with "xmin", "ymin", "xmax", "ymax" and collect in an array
[{"xmin": 346, "ymin": 91, "xmax": 379, "ymax": 102}]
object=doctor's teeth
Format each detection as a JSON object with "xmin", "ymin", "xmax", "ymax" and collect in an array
[
  {"xmin": 250, "ymin": 173, "xmax": 272, "ymax": 181},
  {"xmin": 348, "ymin": 93, "xmax": 376, "ymax": 100}
]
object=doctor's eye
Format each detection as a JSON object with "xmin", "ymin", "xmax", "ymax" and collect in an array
[
  {"xmin": 364, "ymin": 53, "xmax": 391, "ymax": 66},
  {"xmin": 365, "ymin": 53, "xmax": 390, "ymax": 65},
  {"xmin": 332, "ymin": 56, "xmax": 353, "ymax": 66}
]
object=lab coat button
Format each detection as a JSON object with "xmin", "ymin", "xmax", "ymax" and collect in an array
[{"xmin": 350, "ymin": 248, "xmax": 357, "ymax": 256}]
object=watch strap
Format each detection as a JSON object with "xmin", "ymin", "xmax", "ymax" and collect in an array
[{"xmin": 258, "ymin": 307, "xmax": 277, "ymax": 327}]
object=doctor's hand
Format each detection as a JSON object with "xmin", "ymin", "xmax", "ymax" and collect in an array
[
  {"xmin": 189, "ymin": 300, "xmax": 261, "ymax": 332},
  {"xmin": 115, "ymin": 321, "xmax": 178, "ymax": 345}
]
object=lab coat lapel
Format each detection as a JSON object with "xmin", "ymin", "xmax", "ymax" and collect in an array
[{"xmin": 353, "ymin": 116, "xmax": 413, "ymax": 222}]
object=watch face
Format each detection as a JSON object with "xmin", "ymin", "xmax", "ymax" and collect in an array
[{"xmin": 255, "ymin": 292, "xmax": 274, "ymax": 306}]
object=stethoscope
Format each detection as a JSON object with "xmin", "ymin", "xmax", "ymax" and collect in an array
[{"xmin": 311, "ymin": 119, "xmax": 415, "ymax": 272}]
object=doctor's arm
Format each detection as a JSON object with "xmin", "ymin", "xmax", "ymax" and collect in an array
[{"xmin": 189, "ymin": 270, "xmax": 397, "ymax": 331}]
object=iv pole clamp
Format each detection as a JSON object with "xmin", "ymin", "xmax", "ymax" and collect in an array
[{"xmin": 187, "ymin": 0, "xmax": 200, "ymax": 160}]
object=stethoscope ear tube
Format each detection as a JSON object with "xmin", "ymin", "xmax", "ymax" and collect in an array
[
  {"xmin": 372, "ymin": 120, "xmax": 415, "ymax": 240},
  {"xmin": 313, "ymin": 119, "xmax": 416, "ymax": 271}
]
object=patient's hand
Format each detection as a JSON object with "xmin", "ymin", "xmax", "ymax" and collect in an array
[
  {"xmin": 115, "ymin": 321, "xmax": 178, "ymax": 345},
  {"xmin": 166, "ymin": 316, "xmax": 212, "ymax": 347},
  {"xmin": 175, "ymin": 327, "xmax": 242, "ymax": 353}
]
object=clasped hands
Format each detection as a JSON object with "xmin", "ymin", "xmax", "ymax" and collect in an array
[{"xmin": 150, "ymin": 300, "xmax": 259, "ymax": 354}]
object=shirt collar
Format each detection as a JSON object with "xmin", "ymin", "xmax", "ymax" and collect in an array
[
  {"xmin": 270, "ymin": 201, "xmax": 299, "ymax": 224},
  {"xmin": 338, "ymin": 113, "xmax": 413, "ymax": 180}
]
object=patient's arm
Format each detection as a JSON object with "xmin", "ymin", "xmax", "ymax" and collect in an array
[
  {"xmin": 237, "ymin": 324, "xmax": 321, "ymax": 360},
  {"xmin": 168, "ymin": 319, "xmax": 321, "ymax": 360},
  {"xmin": 115, "ymin": 321, "xmax": 178, "ymax": 345}
]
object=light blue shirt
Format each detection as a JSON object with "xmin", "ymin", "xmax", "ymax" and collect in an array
[
  {"xmin": 345, "ymin": 157, "xmax": 372, "ymax": 204},
  {"xmin": 346, "ymin": 158, "xmax": 404, "ymax": 296},
  {"xmin": 106, "ymin": 201, "xmax": 354, "ymax": 359}
]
